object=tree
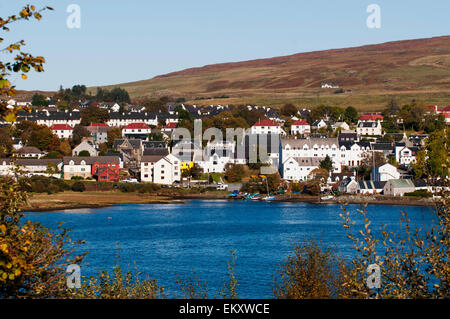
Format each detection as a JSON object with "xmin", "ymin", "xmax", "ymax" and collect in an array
[
  {"xmin": 319, "ymin": 155, "xmax": 333, "ymax": 173},
  {"xmin": 28, "ymin": 126, "xmax": 58, "ymax": 151},
  {"xmin": 0, "ymin": 5, "xmax": 53, "ymax": 122},
  {"xmin": 71, "ymin": 125, "xmax": 90, "ymax": 147},
  {"xmin": 280, "ymin": 104, "xmax": 298, "ymax": 117},
  {"xmin": 46, "ymin": 162, "xmax": 59, "ymax": 177},
  {"xmin": 225, "ymin": 164, "xmax": 246, "ymax": 183},
  {"xmin": 107, "ymin": 127, "xmax": 122, "ymax": 148},
  {"xmin": 0, "ymin": 127, "xmax": 13, "ymax": 157},
  {"xmin": 413, "ymin": 129, "xmax": 449, "ymax": 179},
  {"xmin": 58, "ymin": 140, "xmax": 72, "ymax": 156},
  {"xmin": 31, "ymin": 93, "xmax": 49, "ymax": 107},
  {"xmin": 344, "ymin": 106, "xmax": 358, "ymax": 124},
  {"xmin": 80, "ymin": 106, "xmax": 109, "ymax": 126},
  {"xmin": 0, "ymin": 175, "xmax": 84, "ymax": 298}
]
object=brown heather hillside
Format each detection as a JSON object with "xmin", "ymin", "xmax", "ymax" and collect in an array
[{"xmin": 96, "ymin": 36, "xmax": 449, "ymax": 110}]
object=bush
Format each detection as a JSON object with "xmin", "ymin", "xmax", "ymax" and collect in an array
[
  {"xmin": 404, "ymin": 189, "xmax": 432, "ymax": 198},
  {"xmin": 137, "ymin": 183, "xmax": 160, "ymax": 194},
  {"xmin": 119, "ymin": 183, "xmax": 137, "ymax": 193},
  {"xmin": 71, "ymin": 181, "xmax": 86, "ymax": 192},
  {"xmin": 78, "ymin": 150, "xmax": 91, "ymax": 157},
  {"xmin": 71, "ymin": 176, "xmax": 84, "ymax": 181},
  {"xmin": 273, "ymin": 240, "xmax": 347, "ymax": 299}
]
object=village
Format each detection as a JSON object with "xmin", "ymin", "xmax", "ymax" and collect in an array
[{"xmin": 0, "ymin": 95, "xmax": 448, "ymax": 202}]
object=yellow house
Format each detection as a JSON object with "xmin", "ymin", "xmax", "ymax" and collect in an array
[{"xmin": 180, "ymin": 161, "xmax": 194, "ymax": 172}]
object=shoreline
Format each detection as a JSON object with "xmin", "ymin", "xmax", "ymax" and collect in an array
[{"xmin": 22, "ymin": 191, "xmax": 436, "ymax": 213}]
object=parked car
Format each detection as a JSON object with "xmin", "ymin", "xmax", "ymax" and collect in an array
[{"xmin": 122, "ymin": 178, "xmax": 139, "ymax": 183}]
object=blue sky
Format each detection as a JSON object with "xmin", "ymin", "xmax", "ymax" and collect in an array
[{"xmin": 2, "ymin": 0, "xmax": 449, "ymax": 91}]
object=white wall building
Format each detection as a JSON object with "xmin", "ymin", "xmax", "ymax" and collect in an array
[
  {"xmin": 51, "ymin": 124, "xmax": 73, "ymax": 139},
  {"xmin": 250, "ymin": 119, "xmax": 286, "ymax": 135},
  {"xmin": 140, "ymin": 154, "xmax": 181, "ymax": 185},
  {"xmin": 371, "ymin": 163, "xmax": 400, "ymax": 182},
  {"xmin": 290, "ymin": 120, "xmax": 311, "ymax": 135},
  {"xmin": 357, "ymin": 121, "xmax": 382, "ymax": 136},
  {"xmin": 198, "ymin": 153, "xmax": 232, "ymax": 173},
  {"xmin": 282, "ymin": 157, "xmax": 322, "ymax": 182}
]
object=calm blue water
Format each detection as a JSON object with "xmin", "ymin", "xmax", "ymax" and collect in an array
[{"xmin": 24, "ymin": 200, "xmax": 437, "ymax": 298}]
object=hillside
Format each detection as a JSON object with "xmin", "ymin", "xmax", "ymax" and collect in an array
[{"xmin": 96, "ymin": 36, "xmax": 450, "ymax": 110}]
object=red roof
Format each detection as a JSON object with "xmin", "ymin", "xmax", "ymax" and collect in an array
[
  {"xmin": 90, "ymin": 123, "xmax": 109, "ymax": 127},
  {"xmin": 253, "ymin": 119, "xmax": 279, "ymax": 127},
  {"xmin": 51, "ymin": 124, "xmax": 73, "ymax": 130},
  {"xmin": 124, "ymin": 122, "xmax": 150, "ymax": 130},
  {"xmin": 443, "ymin": 106, "xmax": 450, "ymax": 112},
  {"xmin": 292, "ymin": 119, "xmax": 309, "ymax": 126},
  {"xmin": 164, "ymin": 122, "xmax": 178, "ymax": 129},
  {"xmin": 359, "ymin": 114, "xmax": 384, "ymax": 121},
  {"xmin": 444, "ymin": 113, "xmax": 450, "ymax": 118}
]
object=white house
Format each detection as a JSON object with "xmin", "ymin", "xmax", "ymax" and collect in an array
[
  {"xmin": 51, "ymin": 124, "xmax": 73, "ymax": 140},
  {"xmin": 250, "ymin": 119, "xmax": 286, "ymax": 135},
  {"xmin": 357, "ymin": 121, "xmax": 382, "ymax": 136},
  {"xmin": 72, "ymin": 139, "xmax": 99, "ymax": 157},
  {"xmin": 0, "ymin": 158, "xmax": 62, "ymax": 177},
  {"xmin": 63, "ymin": 158, "xmax": 92, "ymax": 180},
  {"xmin": 162, "ymin": 122, "xmax": 177, "ymax": 134},
  {"xmin": 290, "ymin": 120, "xmax": 311, "ymax": 135},
  {"xmin": 140, "ymin": 154, "xmax": 181, "ymax": 185},
  {"xmin": 357, "ymin": 181, "xmax": 386, "ymax": 195},
  {"xmin": 122, "ymin": 123, "xmax": 151, "ymax": 139},
  {"xmin": 321, "ymin": 83, "xmax": 339, "ymax": 89},
  {"xmin": 15, "ymin": 146, "xmax": 45, "ymax": 159},
  {"xmin": 311, "ymin": 120, "xmax": 327, "ymax": 130},
  {"xmin": 198, "ymin": 153, "xmax": 232, "ymax": 173},
  {"xmin": 280, "ymin": 138, "xmax": 341, "ymax": 174},
  {"xmin": 395, "ymin": 146, "xmax": 419, "ymax": 166},
  {"xmin": 282, "ymin": 157, "xmax": 322, "ymax": 182},
  {"xmin": 371, "ymin": 163, "xmax": 400, "ymax": 182},
  {"xmin": 332, "ymin": 122, "xmax": 350, "ymax": 131}
]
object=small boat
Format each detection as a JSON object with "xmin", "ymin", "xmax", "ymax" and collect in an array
[
  {"xmin": 261, "ymin": 196, "xmax": 275, "ymax": 201},
  {"xmin": 321, "ymin": 195, "xmax": 334, "ymax": 201}
]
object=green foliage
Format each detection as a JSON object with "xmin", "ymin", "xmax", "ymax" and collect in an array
[
  {"xmin": 0, "ymin": 174, "xmax": 84, "ymax": 298},
  {"xmin": 404, "ymin": 189, "xmax": 432, "ymax": 198},
  {"xmin": 280, "ymin": 103, "xmax": 298, "ymax": 117},
  {"xmin": 137, "ymin": 183, "xmax": 161, "ymax": 194},
  {"xmin": 19, "ymin": 176, "xmax": 69, "ymax": 194},
  {"xmin": 71, "ymin": 264, "xmax": 165, "ymax": 299},
  {"xmin": 31, "ymin": 93, "xmax": 49, "ymax": 107},
  {"xmin": 319, "ymin": 155, "xmax": 333, "ymax": 173},
  {"xmin": 413, "ymin": 129, "xmax": 449, "ymax": 179},
  {"xmin": 95, "ymin": 87, "xmax": 130, "ymax": 103},
  {"xmin": 107, "ymin": 128, "xmax": 122, "ymax": 148},
  {"xmin": 0, "ymin": 5, "xmax": 53, "ymax": 122},
  {"xmin": 273, "ymin": 240, "xmax": 347, "ymax": 299},
  {"xmin": 0, "ymin": 127, "xmax": 13, "ymax": 157},
  {"xmin": 80, "ymin": 106, "xmax": 110, "ymax": 126},
  {"xmin": 78, "ymin": 150, "xmax": 90, "ymax": 157},
  {"xmin": 224, "ymin": 164, "xmax": 246, "ymax": 183},
  {"xmin": 71, "ymin": 125, "xmax": 90, "ymax": 147},
  {"xmin": 344, "ymin": 106, "xmax": 358, "ymax": 124}
]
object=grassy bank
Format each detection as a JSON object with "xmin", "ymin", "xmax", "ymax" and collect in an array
[
  {"xmin": 23, "ymin": 191, "xmax": 180, "ymax": 212},
  {"xmin": 22, "ymin": 190, "xmax": 436, "ymax": 213}
]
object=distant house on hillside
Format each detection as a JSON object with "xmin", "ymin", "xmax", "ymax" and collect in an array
[{"xmin": 321, "ymin": 83, "xmax": 339, "ymax": 89}]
